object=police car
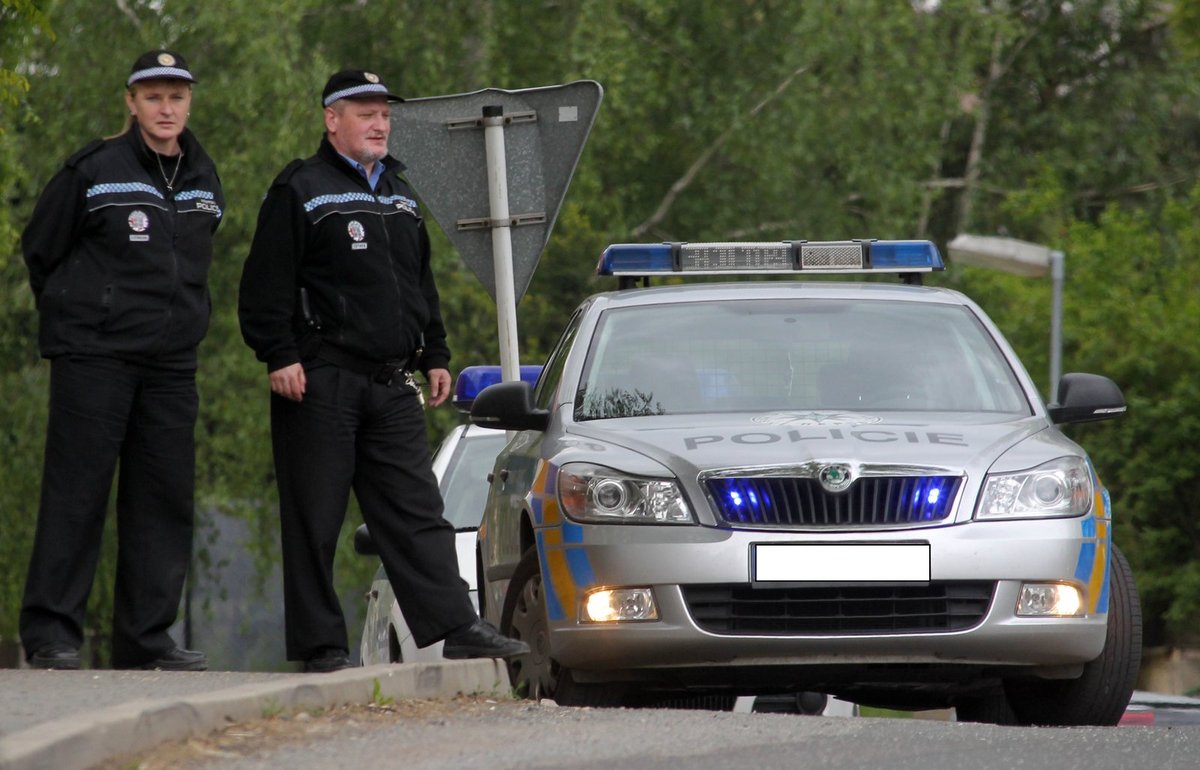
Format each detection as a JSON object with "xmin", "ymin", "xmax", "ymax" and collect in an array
[{"xmin": 469, "ymin": 239, "xmax": 1139, "ymax": 725}]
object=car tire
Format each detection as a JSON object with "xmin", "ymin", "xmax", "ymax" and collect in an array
[
  {"xmin": 954, "ymin": 688, "xmax": 1017, "ymax": 725},
  {"xmin": 500, "ymin": 546, "xmax": 629, "ymax": 707},
  {"xmin": 1004, "ymin": 543, "xmax": 1142, "ymax": 726}
]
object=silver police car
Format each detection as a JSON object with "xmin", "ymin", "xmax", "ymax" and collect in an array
[{"xmin": 470, "ymin": 240, "xmax": 1138, "ymax": 725}]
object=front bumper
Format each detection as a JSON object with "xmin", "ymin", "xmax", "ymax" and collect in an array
[{"xmin": 535, "ymin": 515, "xmax": 1109, "ymax": 673}]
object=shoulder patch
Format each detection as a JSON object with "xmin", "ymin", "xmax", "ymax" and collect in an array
[
  {"xmin": 65, "ymin": 139, "xmax": 106, "ymax": 168},
  {"xmin": 271, "ymin": 159, "xmax": 306, "ymax": 187}
]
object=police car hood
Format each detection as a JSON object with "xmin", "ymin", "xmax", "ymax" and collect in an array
[{"xmin": 561, "ymin": 410, "xmax": 1060, "ymax": 477}]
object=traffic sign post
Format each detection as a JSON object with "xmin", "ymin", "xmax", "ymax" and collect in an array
[
  {"xmin": 388, "ymin": 81, "xmax": 602, "ymax": 381},
  {"xmin": 481, "ymin": 105, "xmax": 521, "ymax": 382}
]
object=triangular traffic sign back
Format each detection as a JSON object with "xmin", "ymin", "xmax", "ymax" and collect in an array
[{"xmin": 388, "ymin": 81, "xmax": 603, "ymax": 302}]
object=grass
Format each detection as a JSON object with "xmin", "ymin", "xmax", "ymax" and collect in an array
[
  {"xmin": 260, "ymin": 697, "xmax": 284, "ymax": 718},
  {"xmin": 371, "ymin": 678, "xmax": 395, "ymax": 707},
  {"xmin": 857, "ymin": 706, "xmax": 913, "ymax": 719}
]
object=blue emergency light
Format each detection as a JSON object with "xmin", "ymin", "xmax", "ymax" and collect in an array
[
  {"xmin": 453, "ymin": 365, "xmax": 543, "ymax": 411},
  {"xmin": 596, "ymin": 240, "xmax": 944, "ymax": 277}
]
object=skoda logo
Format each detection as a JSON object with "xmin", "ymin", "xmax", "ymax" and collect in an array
[{"xmin": 818, "ymin": 464, "xmax": 853, "ymax": 493}]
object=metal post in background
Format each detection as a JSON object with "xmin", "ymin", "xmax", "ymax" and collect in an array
[
  {"xmin": 947, "ymin": 234, "xmax": 1067, "ymax": 404},
  {"xmin": 481, "ymin": 104, "xmax": 521, "ymax": 383},
  {"xmin": 1049, "ymin": 250, "xmax": 1064, "ymax": 403}
]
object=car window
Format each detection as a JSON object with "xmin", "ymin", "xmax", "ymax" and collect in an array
[
  {"xmin": 574, "ymin": 298, "xmax": 1030, "ymax": 419},
  {"xmin": 439, "ymin": 432, "xmax": 509, "ymax": 529},
  {"xmin": 533, "ymin": 308, "xmax": 585, "ymax": 411}
]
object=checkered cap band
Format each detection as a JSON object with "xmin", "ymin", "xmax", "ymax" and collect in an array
[
  {"xmin": 323, "ymin": 83, "xmax": 390, "ymax": 107},
  {"xmin": 127, "ymin": 66, "xmax": 195, "ymax": 87}
]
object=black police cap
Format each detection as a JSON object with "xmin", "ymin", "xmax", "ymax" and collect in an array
[
  {"xmin": 127, "ymin": 49, "xmax": 196, "ymax": 88},
  {"xmin": 322, "ymin": 69, "xmax": 403, "ymax": 107}
]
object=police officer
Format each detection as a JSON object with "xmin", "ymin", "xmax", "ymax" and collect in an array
[
  {"xmin": 20, "ymin": 50, "xmax": 223, "ymax": 670},
  {"xmin": 238, "ymin": 69, "xmax": 528, "ymax": 672}
]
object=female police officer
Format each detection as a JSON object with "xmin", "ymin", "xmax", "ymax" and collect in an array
[{"xmin": 19, "ymin": 50, "xmax": 223, "ymax": 670}]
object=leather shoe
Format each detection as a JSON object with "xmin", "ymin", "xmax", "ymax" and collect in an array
[
  {"xmin": 304, "ymin": 649, "xmax": 351, "ymax": 673},
  {"xmin": 140, "ymin": 647, "xmax": 208, "ymax": 671},
  {"xmin": 29, "ymin": 643, "xmax": 81, "ymax": 670},
  {"xmin": 442, "ymin": 619, "xmax": 530, "ymax": 660}
]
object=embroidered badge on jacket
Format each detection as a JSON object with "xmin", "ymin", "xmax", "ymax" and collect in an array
[
  {"xmin": 348, "ymin": 220, "xmax": 367, "ymax": 250},
  {"xmin": 128, "ymin": 210, "xmax": 150, "ymax": 242}
]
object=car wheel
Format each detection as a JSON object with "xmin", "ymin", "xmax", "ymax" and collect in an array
[
  {"xmin": 955, "ymin": 688, "xmax": 1017, "ymax": 725},
  {"xmin": 500, "ymin": 546, "xmax": 629, "ymax": 707},
  {"xmin": 1004, "ymin": 544, "xmax": 1142, "ymax": 726},
  {"xmin": 388, "ymin": 626, "xmax": 402, "ymax": 664}
]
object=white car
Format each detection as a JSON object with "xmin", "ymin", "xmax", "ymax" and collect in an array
[{"xmin": 356, "ymin": 368, "xmax": 532, "ymax": 664}]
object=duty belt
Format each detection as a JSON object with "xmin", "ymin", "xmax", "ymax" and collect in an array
[{"xmin": 314, "ymin": 341, "xmax": 423, "ymax": 395}]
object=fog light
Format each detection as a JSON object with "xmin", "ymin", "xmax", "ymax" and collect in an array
[
  {"xmin": 1017, "ymin": 583, "xmax": 1084, "ymax": 617},
  {"xmin": 582, "ymin": 587, "xmax": 659, "ymax": 623}
]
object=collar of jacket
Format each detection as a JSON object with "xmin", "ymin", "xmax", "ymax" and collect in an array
[
  {"xmin": 317, "ymin": 135, "xmax": 407, "ymax": 186},
  {"xmin": 123, "ymin": 125, "xmax": 217, "ymax": 183}
]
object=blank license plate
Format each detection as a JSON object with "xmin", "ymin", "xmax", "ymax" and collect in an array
[{"xmin": 754, "ymin": 544, "xmax": 930, "ymax": 582}]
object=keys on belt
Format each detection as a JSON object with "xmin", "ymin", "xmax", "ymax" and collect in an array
[{"xmin": 372, "ymin": 364, "xmax": 425, "ymax": 405}]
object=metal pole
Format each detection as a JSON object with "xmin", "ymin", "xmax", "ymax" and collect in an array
[
  {"xmin": 481, "ymin": 105, "xmax": 521, "ymax": 383},
  {"xmin": 1049, "ymin": 250, "xmax": 1064, "ymax": 403}
]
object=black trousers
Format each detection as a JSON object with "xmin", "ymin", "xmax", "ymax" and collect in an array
[
  {"xmin": 20, "ymin": 355, "xmax": 197, "ymax": 666},
  {"xmin": 271, "ymin": 361, "xmax": 476, "ymax": 661}
]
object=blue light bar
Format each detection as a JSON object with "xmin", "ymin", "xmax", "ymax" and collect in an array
[
  {"xmin": 454, "ymin": 365, "xmax": 543, "ymax": 411},
  {"xmin": 596, "ymin": 244, "xmax": 675, "ymax": 274},
  {"xmin": 869, "ymin": 240, "xmax": 944, "ymax": 270},
  {"xmin": 596, "ymin": 240, "xmax": 944, "ymax": 277}
]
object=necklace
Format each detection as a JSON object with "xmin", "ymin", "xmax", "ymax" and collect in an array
[{"xmin": 155, "ymin": 149, "xmax": 183, "ymax": 192}]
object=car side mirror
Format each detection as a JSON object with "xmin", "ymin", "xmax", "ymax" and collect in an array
[
  {"xmin": 470, "ymin": 380, "xmax": 551, "ymax": 432},
  {"xmin": 353, "ymin": 523, "xmax": 377, "ymax": 556},
  {"xmin": 1048, "ymin": 373, "xmax": 1127, "ymax": 424}
]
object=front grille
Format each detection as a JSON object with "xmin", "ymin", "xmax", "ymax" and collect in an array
[
  {"xmin": 683, "ymin": 582, "xmax": 995, "ymax": 635},
  {"xmin": 706, "ymin": 475, "xmax": 961, "ymax": 527}
]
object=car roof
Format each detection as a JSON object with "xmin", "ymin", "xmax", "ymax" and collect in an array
[{"xmin": 588, "ymin": 280, "xmax": 971, "ymax": 311}]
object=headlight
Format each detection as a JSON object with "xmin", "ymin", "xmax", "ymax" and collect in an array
[
  {"xmin": 975, "ymin": 457, "xmax": 1092, "ymax": 520},
  {"xmin": 558, "ymin": 462, "xmax": 693, "ymax": 524}
]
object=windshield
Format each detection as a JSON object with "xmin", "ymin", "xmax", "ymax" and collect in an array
[
  {"xmin": 440, "ymin": 431, "xmax": 508, "ymax": 529},
  {"xmin": 575, "ymin": 298, "xmax": 1030, "ymax": 420}
]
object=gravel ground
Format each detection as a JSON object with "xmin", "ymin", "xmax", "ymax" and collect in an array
[{"xmin": 94, "ymin": 695, "xmax": 517, "ymax": 770}]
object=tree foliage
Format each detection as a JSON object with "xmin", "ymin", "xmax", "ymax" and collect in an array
[{"xmin": 2, "ymin": 0, "xmax": 1199, "ymax": 662}]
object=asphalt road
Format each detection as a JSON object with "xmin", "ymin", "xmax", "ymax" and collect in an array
[
  {"xmin": 112, "ymin": 698, "xmax": 1200, "ymax": 770},
  {"xmin": 4, "ymin": 669, "xmax": 1199, "ymax": 770}
]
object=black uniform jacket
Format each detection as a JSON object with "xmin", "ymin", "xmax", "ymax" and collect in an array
[
  {"xmin": 22, "ymin": 127, "xmax": 224, "ymax": 367},
  {"xmin": 238, "ymin": 137, "xmax": 450, "ymax": 375}
]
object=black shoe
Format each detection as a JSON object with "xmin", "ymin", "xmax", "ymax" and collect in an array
[
  {"xmin": 29, "ymin": 643, "xmax": 81, "ymax": 670},
  {"xmin": 442, "ymin": 619, "xmax": 530, "ymax": 660},
  {"xmin": 141, "ymin": 647, "xmax": 208, "ymax": 671},
  {"xmin": 304, "ymin": 648, "xmax": 351, "ymax": 673}
]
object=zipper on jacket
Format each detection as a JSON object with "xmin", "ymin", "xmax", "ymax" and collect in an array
[
  {"xmin": 377, "ymin": 194, "xmax": 409, "ymax": 352},
  {"xmin": 99, "ymin": 284, "xmax": 114, "ymax": 329},
  {"xmin": 154, "ymin": 190, "xmax": 182, "ymax": 355}
]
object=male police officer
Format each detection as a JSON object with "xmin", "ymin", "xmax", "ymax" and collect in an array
[{"xmin": 238, "ymin": 70, "xmax": 528, "ymax": 672}]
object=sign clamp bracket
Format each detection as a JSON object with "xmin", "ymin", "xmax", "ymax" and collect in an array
[
  {"xmin": 446, "ymin": 111, "xmax": 538, "ymax": 131},
  {"xmin": 456, "ymin": 212, "xmax": 547, "ymax": 231}
]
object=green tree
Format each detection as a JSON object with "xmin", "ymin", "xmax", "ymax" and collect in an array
[{"xmin": 4, "ymin": 0, "xmax": 1200, "ymax": 662}]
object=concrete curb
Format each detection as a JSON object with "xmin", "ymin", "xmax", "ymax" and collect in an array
[{"xmin": 0, "ymin": 660, "xmax": 509, "ymax": 770}]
